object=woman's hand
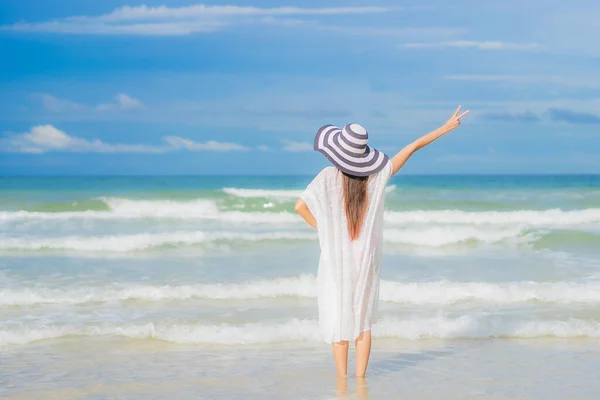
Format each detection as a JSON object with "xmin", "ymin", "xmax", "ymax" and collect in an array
[
  {"xmin": 390, "ymin": 105, "xmax": 470, "ymax": 177},
  {"xmin": 442, "ymin": 105, "xmax": 470, "ymax": 133}
]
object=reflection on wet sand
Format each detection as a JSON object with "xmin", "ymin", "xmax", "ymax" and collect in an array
[
  {"xmin": 369, "ymin": 348, "xmax": 454, "ymax": 377},
  {"xmin": 335, "ymin": 377, "xmax": 369, "ymax": 399},
  {"xmin": 336, "ymin": 377, "xmax": 348, "ymax": 397},
  {"xmin": 356, "ymin": 377, "xmax": 369, "ymax": 400}
]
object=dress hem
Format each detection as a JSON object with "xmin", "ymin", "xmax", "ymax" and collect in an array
[{"xmin": 322, "ymin": 327, "xmax": 372, "ymax": 344}]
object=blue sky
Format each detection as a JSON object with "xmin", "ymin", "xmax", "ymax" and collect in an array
[{"xmin": 1, "ymin": 0, "xmax": 599, "ymax": 175}]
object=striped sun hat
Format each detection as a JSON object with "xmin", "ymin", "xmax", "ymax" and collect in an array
[{"xmin": 314, "ymin": 123, "xmax": 389, "ymax": 177}]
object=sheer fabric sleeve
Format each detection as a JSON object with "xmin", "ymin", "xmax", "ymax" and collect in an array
[{"xmin": 382, "ymin": 159, "xmax": 393, "ymax": 184}]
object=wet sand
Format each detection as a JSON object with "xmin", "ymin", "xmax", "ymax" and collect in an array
[{"xmin": 2, "ymin": 337, "xmax": 599, "ymax": 399}]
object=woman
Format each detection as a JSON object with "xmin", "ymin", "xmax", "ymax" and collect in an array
[{"xmin": 294, "ymin": 106, "xmax": 470, "ymax": 378}]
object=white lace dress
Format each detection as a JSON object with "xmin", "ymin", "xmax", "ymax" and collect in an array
[{"xmin": 300, "ymin": 160, "xmax": 392, "ymax": 343}]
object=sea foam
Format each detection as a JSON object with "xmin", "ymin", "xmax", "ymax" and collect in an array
[
  {"xmin": 0, "ymin": 231, "xmax": 316, "ymax": 252},
  {"xmin": 223, "ymin": 188, "xmax": 303, "ymax": 199},
  {"xmin": 3, "ymin": 316, "xmax": 600, "ymax": 347},
  {"xmin": 4, "ymin": 276, "xmax": 600, "ymax": 306},
  {"xmin": 0, "ymin": 224, "xmax": 536, "ymax": 252},
  {"xmin": 222, "ymin": 185, "xmax": 396, "ymax": 198},
  {"xmin": 1, "ymin": 198, "xmax": 598, "ymax": 227},
  {"xmin": 385, "ymin": 208, "xmax": 600, "ymax": 226}
]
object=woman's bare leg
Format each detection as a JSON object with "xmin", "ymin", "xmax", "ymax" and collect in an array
[
  {"xmin": 332, "ymin": 340, "xmax": 349, "ymax": 377},
  {"xmin": 355, "ymin": 330, "xmax": 372, "ymax": 377}
]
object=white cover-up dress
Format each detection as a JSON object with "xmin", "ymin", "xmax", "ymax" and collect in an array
[{"xmin": 301, "ymin": 160, "xmax": 392, "ymax": 343}]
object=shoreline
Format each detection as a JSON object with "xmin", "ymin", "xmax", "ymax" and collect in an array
[{"xmin": 2, "ymin": 337, "xmax": 599, "ymax": 399}]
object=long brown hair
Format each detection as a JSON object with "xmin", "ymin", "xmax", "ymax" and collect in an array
[{"xmin": 341, "ymin": 171, "xmax": 369, "ymax": 241}]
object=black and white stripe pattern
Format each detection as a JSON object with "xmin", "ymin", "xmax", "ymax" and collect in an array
[{"xmin": 314, "ymin": 123, "xmax": 389, "ymax": 177}]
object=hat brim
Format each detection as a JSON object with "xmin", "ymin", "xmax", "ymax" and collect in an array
[{"xmin": 314, "ymin": 125, "xmax": 389, "ymax": 177}]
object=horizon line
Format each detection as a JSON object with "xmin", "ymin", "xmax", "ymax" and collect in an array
[{"xmin": 2, "ymin": 173, "xmax": 600, "ymax": 178}]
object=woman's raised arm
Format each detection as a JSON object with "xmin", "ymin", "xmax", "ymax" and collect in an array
[{"xmin": 390, "ymin": 105, "xmax": 470, "ymax": 177}]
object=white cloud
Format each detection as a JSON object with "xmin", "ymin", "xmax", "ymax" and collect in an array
[
  {"xmin": 257, "ymin": 145, "xmax": 271, "ymax": 151},
  {"xmin": 29, "ymin": 73, "xmax": 600, "ymax": 133},
  {"xmin": 95, "ymin": 5, "xmax": 389, "ymax": 21},
  {"xmin": 442, "ymin": 74, "xmax": 600, "ymax": 88},
  {"xmin": 437, "ymin": 152, "xmax": 600, "ymax": 168},
  {"xmin": 6, "ymin": 21, "xmax": 224, "ymax": 36},
  {"xmin": 281, "ymin": 141, "xmax": 313, "ymax": 152},
  {"xmin": 403, "ymin": 41, "xmax": 539, "ymax": 51},
  {"xmin": 2, "ymin": 125, "xmax": 164, "ymax": 153},
  {"xmin": 97, "ymin": 93, "xmax": 144, "ymax": 111},
  {"xmin": 260, "ymin": 20, "xmax": 465, "ymax": 39},
  {"xmin": 34, "ymin": 93, "xmax": 143, "ymax": 113},
  {"xmin": 163, "ymin": 136, "xmax": 248, "ymax": 151},
  {"xmin": 1, "ymin": 4, "xmax": 390, "ymax": 36},
  {"xmin": 1, "ymin": 125, "xmax": 248, "ymax": 153},
  {"xmin": 34, "ymin": 94, "xmax": 87, "ymax": 113},
  {"xmin": 443, "ymin": 75, "xmax": 551, "ymax": 82}
]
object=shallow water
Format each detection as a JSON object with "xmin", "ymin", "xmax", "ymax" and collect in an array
[
  {"xmin": 2, "ymin": 338, "xmax": 600, "ymax": 399},
  {"xmin": 2, "ymin": 175, "xmax": 600, "ymax": 398}
]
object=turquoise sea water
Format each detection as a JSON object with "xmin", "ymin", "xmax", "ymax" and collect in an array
[{"xmin": 2, "ymin": 174, "xmax": 600, "ymax": 399}]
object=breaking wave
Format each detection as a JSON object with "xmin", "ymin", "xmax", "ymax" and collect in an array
[
  {"xmin": 0, "ymin": 225, "xmax": 535, "ymax": 252},
  {"xmin": 3, "ymin": 316, "xmax": 600, "ymax": 347},
  {"xmin": 1, "ymin": 198, "xmax": 598, "ymax": 228},
  {"xmin": 4, "ymin": 276, "xmax": 600, "ymax": 306}
]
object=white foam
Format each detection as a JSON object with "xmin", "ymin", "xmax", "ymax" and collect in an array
[
  {"xmin": 217, "ymin": 211, "xmax": 298, "ymax": 224},
  {"xmin": 0, "ymin": 231, "xmax": 316, "ymax": 252},
  {"xmin": 223, "ymin": 186, "xmax": 396, "ymax": 198},
  {"xmin": 5, "ymin": 277, "xmax": 600, "ymax": 306},
  {"xmin": 0, "ymin": 197, "xmax": 220, "ymax": 221},
  {"xmin": 0, "ymin": 224, "xmax": 536, "ymax": 252},
  {"xmin": 3, "ymin": 316, "xmax": 600, "ymax": 347},
  {"xmin": 0, "ymin": 319, "xmax": 321, "ymax": 347},
  {"xmin": 383, "ymin": 226, "xmax": 528, "ymax": 246},
  {"xmin": 0, "ymin": 197, "xmax": 299, "ymax": 224},
  {"xmin": 2, "ymin": 202, "xmax": 599, "ymax": 228},
  {"xmin": 385, "ymin": 208, "xmax": 600, "ymax": 226},
  {"xmin": 0, "ymin": 275, "xmax": 317, "ymax": 306},
  {"xmin": 385, "ymin": 184, "xmax": 397, "ymax": 193},
  {"xmin": 101, "ymin": 197, "xmax": 221, "ymax": 217},
  {"xmin": 374, "ymin": 315, "xmax": 600, "ymax": 340},
  {"xmin": 223, "ymin": 188, "xmax": 303, "ymax": 199},
  {"xmin": 379, "ymin": 280, "xmax": 600, "ymax": 305}
]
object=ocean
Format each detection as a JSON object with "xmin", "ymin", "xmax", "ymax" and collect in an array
[{"xmin": 2, "ymin": 174, "xmax": 600, "ymax": 399}]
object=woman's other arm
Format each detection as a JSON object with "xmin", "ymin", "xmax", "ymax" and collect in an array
[
  {"xmin": 295, "ymin": 199, "xmax": 317, "ymax": 230},
  {"xmin": 390, "ymin": 105, "xmax": 470, "ymax": 177}
]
